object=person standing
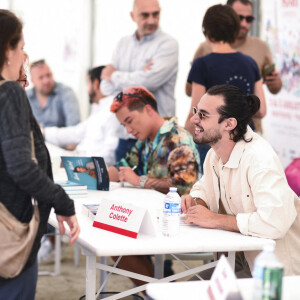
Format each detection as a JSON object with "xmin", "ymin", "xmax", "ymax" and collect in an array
[
  {"xmin": 184, "ymin": 4, "xmax": 266, "ymax": 171},
  {"xmin": 27, "ymin": 59, "xmax": 80, "ymax": 128},
  {"xmin": 186, "ymin": 0, "xmax": 282, "ymax": 133},
  {"xmin": 101, "ymin": 0, "xmax": 178, "ymax": 161},
  {"xmin": 0, "ymin": 10, "xmax": 80, "ymax": 300}
]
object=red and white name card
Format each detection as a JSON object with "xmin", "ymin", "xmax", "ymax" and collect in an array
[
  {"xmin": 207, "ymin": 255, "xmax": 242, "ymax": 300},
  {"xmin": 93, "ymin": 199, "xmax": 156, "ymax": 239}
]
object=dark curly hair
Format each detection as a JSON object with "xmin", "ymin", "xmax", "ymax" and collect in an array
[{"xmin": 207, "ymin": 84, "xmax": 260, "ymax": 142}]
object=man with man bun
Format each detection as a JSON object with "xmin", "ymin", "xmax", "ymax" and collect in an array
[{"xmin": 182, "ymin": 84, "xmax": 300, "ymax": 278}]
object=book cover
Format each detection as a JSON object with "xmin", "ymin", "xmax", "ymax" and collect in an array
[{"xmin": 61, "ymin": 156, "xmax": 109, "ymax": 190}]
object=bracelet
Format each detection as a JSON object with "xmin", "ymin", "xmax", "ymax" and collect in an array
[{"xmin": 193, "ymin": 197, "xmax": 198, "ymax": 205}]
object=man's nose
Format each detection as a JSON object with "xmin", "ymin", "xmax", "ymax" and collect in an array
[
  {"xmin": 240, "ymin": 19, "xmax": 248, "ymax": 27},
  {"xmin": 190, "ymin": 112, "xmax": 201, "ymax": 125},
  {"xmin": 147, "ymin": 14, "xmax": 155, "ymax": 23},
  {"xmin": 126, "ymin": 125, "xmax": 133, "ymax": 133}
]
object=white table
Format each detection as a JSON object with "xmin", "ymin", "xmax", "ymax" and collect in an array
[
  {"xmin": 146, "ymin": 276, "xmax": 300, "ymax": 300},
  {"xmin": 48, "ymin": 186, "xmax": 275, "ymax": 300}
]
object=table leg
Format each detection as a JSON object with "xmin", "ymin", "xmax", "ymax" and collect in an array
[
  {"xmin": 227, "ymin": 251, "xmax": 236, "ymax": 269},
  {"xmin": 54, "ymin": 228, "xmax": 61, "ymax": 275},
  {"xmin": 154, "ymin": 254, "xmax": 164, "ymax": 279},
  {"xmin": 86, "ymin": 254, "xmax": 96, "ymax": 300},
  {"xmin": 99, "ymin": 257, "xmax": 107, "ymax": 295}
]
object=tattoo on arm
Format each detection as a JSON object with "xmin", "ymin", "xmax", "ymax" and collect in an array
[{"xmin": 144, "ymin": 178, "xmax": 173, "ymax": 194}]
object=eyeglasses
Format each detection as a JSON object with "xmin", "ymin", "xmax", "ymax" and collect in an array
[
  {"xmin": 17, "ymin": 74, "xmax": 28, "ymax": 88},
  {"xmin": 239, "ymin": 15, "xmax": 255, "ymax": 23},
  {"xmin": 115, "ymin": 92, "xmax": 147, "ymax": 103},
  {"xmin": 192, "ymin": 107, "xmax": 218, "ymax": 120},
  {"xmin": 115, "ymin": 91, "xmax": 156, "ymax": 108}
]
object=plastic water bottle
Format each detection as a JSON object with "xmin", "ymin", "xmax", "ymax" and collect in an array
[
  {"xmin": 252, "ymin": 245, "xmax": 283, "ymax": 300},
  {"xmin": 162, "ymin": 187, "xmax": 181, "ymax": 237}
]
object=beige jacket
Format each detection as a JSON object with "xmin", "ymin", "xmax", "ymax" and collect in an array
[{"xmin": 190, "ymin": 128, "xmax": 300, "ymax": 275}]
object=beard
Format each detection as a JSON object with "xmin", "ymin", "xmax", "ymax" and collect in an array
[
  {"xmin": 237, "ymin": 26, "xmax": 249, "ymax": 40},
  {"xmin": 193, "ymin": 126, "xmax": 222, "ymax": 146}
]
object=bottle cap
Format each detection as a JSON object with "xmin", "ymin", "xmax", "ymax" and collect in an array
[{"xmin": 169, "ymin": 187, "xmax": 177, "ymax": 192}]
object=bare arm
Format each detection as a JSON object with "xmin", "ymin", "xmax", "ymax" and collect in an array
[
  {"xmin": 185, "ymin": 82, "xmax": 192, "ymax": 97},
  {"xmin": 184, "ymin": 83, "xmax": 206, "ymax": 134},
  {"xmin": 108, "ymin": 166, "xmax": 120, "ymax": 182},
  {"xmin": 144, "ymin": 177, "xmax": 173, "ymax": 194},
  {"xmin": 181, "ymin": 195, "xmax": 239, "ymax": 231},
  {"xmin": 253, "ymin": 80, "xmax": 267, "ymax": 118},
  {"xmin": 186, "ymin": 205, "xmax": 239, "ymax": 232}
]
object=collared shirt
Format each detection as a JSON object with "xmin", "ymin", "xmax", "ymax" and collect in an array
[
  {"xmin": 101, "ymin": 28, "xmax": 178, "ymax": 118},
  {"xmin": 44, "ymin": 96, "xmax": 120, "ymax": 166},
  {"xmin": 190, "ymin": 127, "xmax": 300, "ymax": 275},
  {"xmin": 116, "ymin": 117, "xmax": 201, "ymax": 195},
  {"xmin": 27, "ymin": 82, "xmax": 80, "ymax": 128}
]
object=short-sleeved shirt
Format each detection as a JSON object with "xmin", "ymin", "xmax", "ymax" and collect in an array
[
  {"xmin": 188, "ymin": 52, "xmax": 261, "ymax": 95},
  {"xmin": 116, "ymin": 117, "xmax": 201, "ymax": 195}
]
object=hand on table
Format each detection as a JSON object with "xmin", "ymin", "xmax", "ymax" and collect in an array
[
  {"xmin": 181, "ymin": 194, "xmax": 196, "ymax": 213},
  {"xmin": 185, "ymin": 205, "xmax": 216, "ymax": 228},
  {"xmin": 56, "ymin": 214, "xmax": 80, "ymax": 244},
  {"xmin": 119, "ymin": 166, "xmax": 139, "ymax": 186}
]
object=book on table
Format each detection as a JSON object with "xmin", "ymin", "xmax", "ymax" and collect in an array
[
  {"xmin": 55, "ymin": 180, "xmax": 88, "ymax": 200},
  {"xmin": 60, "ymin": 156, "xmax": 109, "ymax": 190}
]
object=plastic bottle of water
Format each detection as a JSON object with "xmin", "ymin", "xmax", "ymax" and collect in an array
[
  {"xmin": 162, "ymin": 187, "xmax": 181, "ymax": 237},
  {"xmin": 252, "ymin": 244, "xmax": 284, "ymax": 300}
]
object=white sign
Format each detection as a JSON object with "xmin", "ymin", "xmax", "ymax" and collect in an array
[
  {"xmin": 207, "ymin": 255, "xmax": 242, "ymax": 300},
  {"xmin": 93, "ymin": 199, "xmax": 156, "ymax": 239},
  {"xmin": 262, "ymin": 0, "xmax": 300, "ymax": 168}
]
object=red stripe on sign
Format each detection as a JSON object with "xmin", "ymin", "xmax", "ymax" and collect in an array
[{"xmin": 93, "ymin": 221, "xmax": 138, "ymax": 239}]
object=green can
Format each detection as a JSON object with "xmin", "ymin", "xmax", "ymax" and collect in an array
[{"xmin": 262, "ymin": 267, "xmax": 283, "ymax": 300}]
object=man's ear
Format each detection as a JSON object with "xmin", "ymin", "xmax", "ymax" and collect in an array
[
  {"xmin": 144, "ymin": 104, "xmax": 154, "ymax": 115},
  {"xmin": 224, "ymin": 117, "xmax": 237, "ymax": 132},
  {"xmin": 130, "ymin": 11, "xmax": 135, "ymax": 22}
]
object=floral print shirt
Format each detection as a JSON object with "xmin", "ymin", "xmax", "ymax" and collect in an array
[{"xmin": 116, "ymin": 117, "xmax": 201, "ymax": 195}]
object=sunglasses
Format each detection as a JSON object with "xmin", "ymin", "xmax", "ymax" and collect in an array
[
  {"xmin": 239, "ymin": 15, "xmax": 255, "ymax": 23},
  {"xmin": 115, "ymin": 92, "xmax": 148, "ymax": 103},
  {"xmin": 115, "ymin": 91, "xmax": 157, "ymax": 107},
  {"xmin": 192, "ymin": 107, "xmax": 218, "ymax": 120}
]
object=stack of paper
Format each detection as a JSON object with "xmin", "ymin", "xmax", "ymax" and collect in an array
[{"xmin": 56, "ymin": 181, "xmax": 88, "ymax": 200}]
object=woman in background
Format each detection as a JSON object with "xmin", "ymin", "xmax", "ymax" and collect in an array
[
  {"xmin": 0, "ymin": 10, "xmax": 80, "ymax": 300},
  {"xmin": 184, "ymin": 4, "xmax": 266, "ymax": 171}
]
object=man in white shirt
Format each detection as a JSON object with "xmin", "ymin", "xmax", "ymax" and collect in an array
[
  {"xmin": 181, "ymin": 84, "xmax": 300, "ymax": 277},
  {"xmin": 44, "ymin": 66, "xmax": 119, "ymax": 167},
  {"xmin": 100, "ymin": 0, "xmax": 178, "ymax": 161}
]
